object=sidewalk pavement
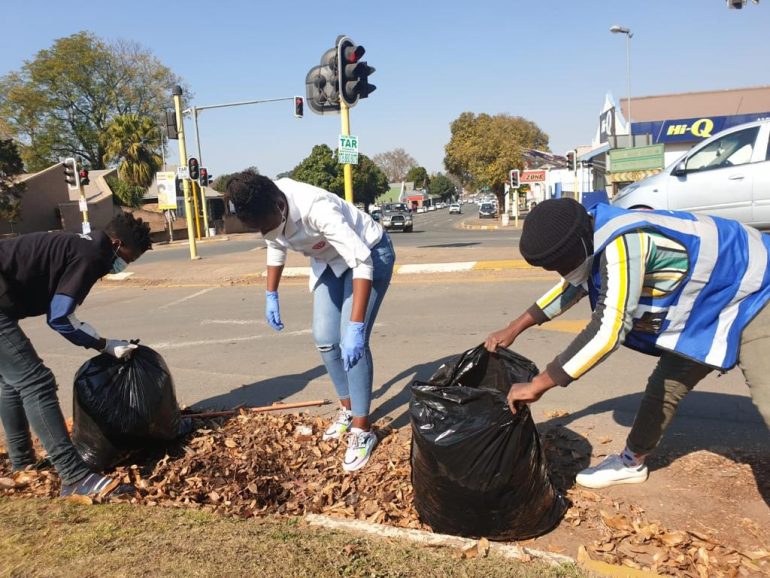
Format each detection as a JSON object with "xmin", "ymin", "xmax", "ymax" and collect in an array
[{"xmin": 106, "ymin": 232, "xmax": 544, "ymax": 287}]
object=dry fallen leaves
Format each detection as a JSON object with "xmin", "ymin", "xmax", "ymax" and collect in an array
[{"xmin": 0, "ymin": 412, "xmax": 766, "ymax": 577}]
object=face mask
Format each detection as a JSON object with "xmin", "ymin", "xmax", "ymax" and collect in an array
[
  {"xmin": 261, "ymin": 203, "xmax": 287, "ymax": 241},
  {"xmin": 562, "ymin": 238, "xmax": 594, "ymax": 286},
  {"xmin": 111, "ymin": 256, "xmax": 128, "ymax": 274}
]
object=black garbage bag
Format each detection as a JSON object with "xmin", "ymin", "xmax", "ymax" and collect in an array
[
  {"xmin": 410, "ymin": 344, "xmax": 567, "ymax": 540},
  {"xmin": 71, "ymin": 345, "xmax": 183, "ymax": 470}
]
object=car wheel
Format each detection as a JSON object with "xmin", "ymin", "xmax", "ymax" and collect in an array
[{"xmin": 404, "ymin": 226, "xmax": 413, "ymax": 232}]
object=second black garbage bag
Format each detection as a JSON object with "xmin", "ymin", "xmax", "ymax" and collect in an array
[
  {"xmin": 71, "ymin": 345, "xmax": 183, "ymax": 470},
  {"xmin": 410, "ymin": 345, "xmax": 567, "ymax": 540}
]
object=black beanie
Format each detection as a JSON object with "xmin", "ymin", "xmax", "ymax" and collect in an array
[{"xmin": 519, "ymin": 198, "xmax": 593, "ymax": 270}]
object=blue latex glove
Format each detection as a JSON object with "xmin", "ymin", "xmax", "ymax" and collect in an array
[
  {"xmin": 265, "ymin": 290, "xmax": 284, "ymax": 331},
  {"xmin": 341, "ymin": 321, "xmax": 366, "ymax": 371}
]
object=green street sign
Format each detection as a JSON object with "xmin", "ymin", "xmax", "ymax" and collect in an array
[
  {"xmin": 609, "ymin": 144, "xmax": 665, "ymax": 173},
  {"xmin": 338, "ymin": 134, "xmax": 359, "ymax": 165}
]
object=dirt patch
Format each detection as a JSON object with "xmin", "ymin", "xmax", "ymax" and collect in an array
[{"xmin": 1, "ymin": 413, "xmax": 767, "ymax": 576}]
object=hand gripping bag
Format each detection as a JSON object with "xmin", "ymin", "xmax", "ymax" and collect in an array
[
  {"xmin": 410, "ymin": 345, "xmax": 567, "ymax": 540},
  {"xmin": 71, "ymin": 345, "xmax": 183, "ymax": 470}
]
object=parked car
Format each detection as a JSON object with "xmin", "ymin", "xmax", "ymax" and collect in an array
[
  {"xmin": 611, "ymin": 120, "xmax": 770, "ymax": 228},
  {"xmin": 381, "ymin": 203, "xmax": 413, "ymax": 232},
  {"xmin": 416, "ymin": 206, "xmax": 427, "ymax": 213},
  {"xmin": 479, "ymin": 202, "xmax": 497, "ymax": 219},
  {"xmin": 449, "ymin": 203, "xmax": 462, "ymax": 214}
]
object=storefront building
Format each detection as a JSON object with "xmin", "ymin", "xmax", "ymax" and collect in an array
[{"xmin": 585, "ymin": 86, "xmax": 770, "ymax": 195}]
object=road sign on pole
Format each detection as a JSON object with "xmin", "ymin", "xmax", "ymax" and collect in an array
[{"xmin": 338, "ymin": 134, "xmax": 359, "ymax": 165}]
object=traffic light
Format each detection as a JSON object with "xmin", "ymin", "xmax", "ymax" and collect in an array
[
  {"xmin": 306, "ymin": 45, "xmax": 341, "ymax": 115},
  {"xmin": 63, "ymin": 157, "xmax": 79, "ymax": 190},
  {"xmin": 509, "ymin": 169, "xmax": 520, "ymax": 188},
  {"xmin": 199, "ymin": 167, "xmax": 208, "ymax": 187},
  {"xmin": 294, "ymin": 96, "xmax": 303, "ymax": 118},
  {"xmin": 565, "ymin": 150, "xmax": 576, "ymax": 172},
  {"xmin": 337, "ymin": 36, "xmax": 376, "ymax": 106},
  {"xmin": 188, "ymin": 157, "xmax": 199, "ymax": 181},
  {"xmin": 79, "ymin": 168, "xmax": 90, "ymax": 186}
]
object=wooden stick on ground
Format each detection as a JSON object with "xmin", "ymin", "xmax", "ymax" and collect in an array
[{"xmin": 184, "ymin": 399, "xmax": 332, "ymax": 420}]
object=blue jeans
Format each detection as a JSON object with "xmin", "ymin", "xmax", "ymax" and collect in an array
[
  {"xmin": 0, "ymin": 311, "xmax": 91, "ymax": 484},
  {"xmin": 312, "ymin": 234, "xmax": 395, "ymax": 418}
]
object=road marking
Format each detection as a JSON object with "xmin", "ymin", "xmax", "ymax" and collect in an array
[
  {"xmin": 158, "ymin": 287, "xmax": 215, "ymax": 310},
  {"xmin": 103, "ymin": 271, "xmax": 134, "ymax": 281},
  {"xmin": 396, "ymin": 262, "xmax": 476, "ymax": 274},
  {"xmin": 150, "ymin": 328, "xmax": 313, "ymax": 350},
  {"xmin": 472, "ymin": 260, "xmax": 532, "ymax": 271}
]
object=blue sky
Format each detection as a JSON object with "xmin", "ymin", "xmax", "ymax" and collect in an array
[{"xmin": 2, "ymin": 1, "xmax": 769, "ymax": 179}]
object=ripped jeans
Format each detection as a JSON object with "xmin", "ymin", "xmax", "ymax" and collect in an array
[{"xmin": 312, "ymin": 234, "xmax": 395, "ymax": 418}]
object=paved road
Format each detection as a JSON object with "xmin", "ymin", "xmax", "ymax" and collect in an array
[
  {"xmin": 140, "ymin": 208, "xmax": 521, "ymax": 265},
  {"xmin": 18, "ymin": 270, "xmax": 767, "ymax": 459}
]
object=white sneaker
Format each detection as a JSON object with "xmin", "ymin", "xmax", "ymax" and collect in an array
[
  {"xmin": 342, "ymin": 430, "xmax": 378, "ymax": 472},
  {"xmin": 575, "ymin": 454, "xmax": 649, "ymax": 489},
  {"xmin": 322, "ymin": 408, "xmax": 353, "ymax": 441}
]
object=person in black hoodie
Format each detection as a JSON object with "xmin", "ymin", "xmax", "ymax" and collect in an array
[{"xmin": 0, "ymin": 212, "xmax": 152, "ymax": 497}]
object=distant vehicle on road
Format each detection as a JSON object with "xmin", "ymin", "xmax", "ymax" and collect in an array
[
  {"xmin": 479, "ymin": 202, "xmax": 497, "ymax": 219},
  {"xmin": 449, "ymin": 203, "xmax": 462, "ymax": 214},
  {"xmin": 611, "ymin": 120, "xmax": 770, "ymax": 228},
  {"xmin": 370, "ymin": 209, "xmax": 382, "ymax": 222},
  {"xmin": 381, "ymin": 203, "xmax": 413, "ymax": 232}
]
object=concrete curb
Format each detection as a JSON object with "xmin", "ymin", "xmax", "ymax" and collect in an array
[{"xmin": 304, "ymin": 514, "xmax": 575, "ymax": 567}]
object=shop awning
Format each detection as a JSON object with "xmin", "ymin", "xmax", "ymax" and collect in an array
[
  {"xmin": 606, "ymin": 168, "xmax": 663, "ymax": 184},
  {"xmin": 578, "ymin": 143, "xmax": 610, "ymax": 163}
]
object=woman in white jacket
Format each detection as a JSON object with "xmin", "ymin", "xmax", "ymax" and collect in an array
[{"xmin": 228, "ymin": 171, "xmax": 395, "ymax": 471}]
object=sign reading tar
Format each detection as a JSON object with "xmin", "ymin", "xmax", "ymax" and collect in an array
[{"xmin": 338, "ymin": 134, "xmax": 359, "ymax": 165}]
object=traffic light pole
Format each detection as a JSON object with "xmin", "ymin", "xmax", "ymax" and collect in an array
[
  {"xmin": 340, "ymin": 99, "xmax": 354, "ymax": 204},
  {"xmin": 191, "ymin": 107, "xmax": 210, "ymax": 238},
  {"xmin": 172, "ymin": 86, "xmax": 200, "ymax": 260},
  {"xmin": 184, "ymin": 97, "xmax": 295, "ymax": 235},
  {"xmin": 78, "ymin": 183, "xmax": 89, "ymax": 234}
]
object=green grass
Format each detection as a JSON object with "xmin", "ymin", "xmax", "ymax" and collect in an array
[{"xmin": 0, "ymin": 498, "xmax": 582, "ymax": 578}]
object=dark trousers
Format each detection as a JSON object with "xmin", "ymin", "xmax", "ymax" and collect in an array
[{"xmin": 0, "ymin": 311, "xmax": 91, "ymax": 484}]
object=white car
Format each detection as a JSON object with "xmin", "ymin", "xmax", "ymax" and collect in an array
[
  {"xmin": 611, "ymin": 120, "xmax": 770, "ymax": 228},
  {"xmin": 449, "ymin": 203, "xmax": 461, "ymax": 214},
  {"xmin": 416, "ymin": 206, "xmax": 427, "ymax": 213}
]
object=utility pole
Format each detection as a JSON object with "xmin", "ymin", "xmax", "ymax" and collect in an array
[
  {"xmin": 191, "ymin": 106, "xmax": 211, "ymax": 236},
  {"xmin": 171, "ymin": 86, "xmax": 199, "ymax": 260},
  {"xmin": 340, "ymin": 99, "xmax": 354, "ymax": 203}
]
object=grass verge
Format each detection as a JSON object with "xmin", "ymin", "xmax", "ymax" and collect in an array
[{"xmin": 0, "ymin": 498, "xmax": 582, "ymax": 578}]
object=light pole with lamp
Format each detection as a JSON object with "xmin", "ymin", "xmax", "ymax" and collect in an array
[{"xmin": 610, "ymin": 25, "xmax": 633, "ymax": 141}]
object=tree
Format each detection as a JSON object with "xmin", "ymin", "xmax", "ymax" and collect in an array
[
  {"xmin": 444, "ymin": 112, "xmax": 549, "ymax": 212},
  {"xmin": 291, "ymin": 144, "xmax": 389, "ymax": 208},
  {"xmin": 105, "ymin": 175, "xmax": 144, "ymax": 208},
  {"xmin": 102, "ymin": 113, "xmax": 162, "ymax": 188},
  {"xmin": 428, "ymin": 173, "xmax": 456, "ymax": 200},
  {"xmin": 0, "ymin": 32, "xmax": 185, "ymax": 172},
  {"xmin": 372, "ymin": 148, "xmax": 417, "ymax": 182},
  {"xmin": 0, "ymin": 139, "xmax": 25, "ymax": 223},
  {"xmin": 405, "ymin": 166, "xmax": 429, "ymax": 189}
]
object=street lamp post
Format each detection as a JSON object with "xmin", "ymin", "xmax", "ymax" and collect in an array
[{"xmin": 610, "ymin": 25, "xmax": 633, "ymax": 140}]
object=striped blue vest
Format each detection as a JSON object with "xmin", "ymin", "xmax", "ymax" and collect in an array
[{"xmin": 586, "ymin": 204, "xmax": 770, "ymax": 369}]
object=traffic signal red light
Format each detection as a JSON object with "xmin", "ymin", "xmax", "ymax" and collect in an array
[
  {"xmin": 199, "ymin": 167, "xmax": 208, "ymax": 186},
  {"xmin": 294, "ymin": 96, "xmax": 304, "ymax": 118},
  {"xmin": 337, "ymin": 36, "xmax": 376, "ymax": 107},
  {"xmin": 78, "ymin": 169, "xmax": 90, "ymax": 186}
]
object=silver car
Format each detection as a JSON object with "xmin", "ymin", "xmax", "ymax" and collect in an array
[{"xmin": 611, "ymin": 120, "xmax": 770, "ymax": 228}]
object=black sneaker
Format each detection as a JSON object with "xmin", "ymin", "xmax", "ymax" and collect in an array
[{"xmin": 60, "ymin": 473, "xmax": 134, "ymax": 498}]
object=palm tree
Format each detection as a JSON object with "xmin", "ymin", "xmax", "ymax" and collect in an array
[{"xmin": 101, "ymin": 114, "xmax": 162, "ymax": 188}]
